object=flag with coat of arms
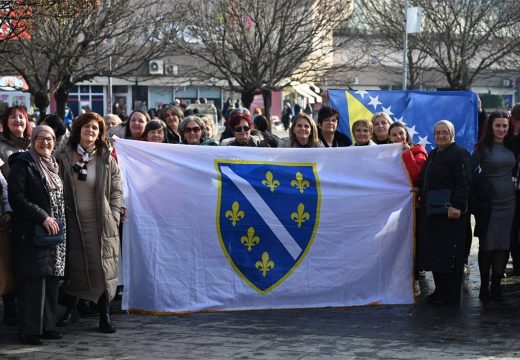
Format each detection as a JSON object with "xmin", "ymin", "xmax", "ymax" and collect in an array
[{"xmin": 328, "ymin": 90, "xmax": 478, "ymax": 152}]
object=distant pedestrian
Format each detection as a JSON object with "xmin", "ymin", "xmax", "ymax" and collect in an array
[{"xmin": 282, "ymin": 102, "xmax": 292, "ymax": 131}]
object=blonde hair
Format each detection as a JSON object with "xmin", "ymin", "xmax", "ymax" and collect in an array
[
  {"xmin": 352, "ymin": 119, "xmax": 373, "ymax": 132},
  {"xmin": 370, "ymin": 112, "xmax": 393, "ymax": 125},
  {"xmin": 201, "ymin": 115, "xmax": 216, "ymax": 139}
]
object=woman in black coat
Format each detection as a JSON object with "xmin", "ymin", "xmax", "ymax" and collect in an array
[
  {"xmin": 420, "ymin": 120, "xmax": 471, "ymax": 305},
  {"xmin": 8, "ymin": 125, "xmax": 66, "ymax": 345}
]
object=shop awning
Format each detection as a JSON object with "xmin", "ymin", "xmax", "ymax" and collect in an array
[{"xmin": 289, "ymin": 81, "xmax": 322, "ymax": 104}]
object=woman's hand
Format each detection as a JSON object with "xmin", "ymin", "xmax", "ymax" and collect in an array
[
  {"xmin": 447, "ymin": 207, "xmax": 461, "ymax": 220},
  {"xmin": 120, "ymin": 207, "xmax": 128, "ymax": 222},
  {"xmin": 402, "ymin": 142, "xmax": 411, "ymax": 152},
  {"xmin": 42, "ymin": 217, "xmax": 60, "ymax": 235},
  {"xmin": 0, "ymin": 212, "xmax": 11, "ymax": 229}
]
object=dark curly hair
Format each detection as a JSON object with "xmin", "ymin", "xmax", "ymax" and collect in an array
[{"xmin": 69, "ymin": 112, "xmax": 108, "ymax": 154}]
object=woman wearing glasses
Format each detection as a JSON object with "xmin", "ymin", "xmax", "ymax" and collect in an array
[
  {"xmin": 57, "ymin": 113, "xmax": 122, "ymax": 333},
  {"xmin": 316, "ymin": 106, "xmax": 351, "ymax": 147},
  {"xmin": 222, "ymin": 110, "xmax": 267, "ymax": 147},
  {"xmin": 420, "ymin": 120, "xmax": 471, "ymax": 305},
  {"xmin": 179, "ymin": 116, "xmax": 218, "ymax": 146},
  {"xmin": 8, "ymin": 125, "xmax": 65, "ymax": 345}
]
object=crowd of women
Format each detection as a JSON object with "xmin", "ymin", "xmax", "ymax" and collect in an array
[{"xmin": 0, "ymin": 101, "xmax": 519, "ymax": 345}]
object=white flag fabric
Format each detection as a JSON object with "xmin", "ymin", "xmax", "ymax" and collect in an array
[{"xmin": 116, "ymin": 140, "xmax": 414, "ymax": 313}]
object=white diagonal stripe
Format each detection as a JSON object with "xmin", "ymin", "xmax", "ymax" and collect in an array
[{"xmin": 221, "ymin": 166, "xmax": 302, "ymax": 260}]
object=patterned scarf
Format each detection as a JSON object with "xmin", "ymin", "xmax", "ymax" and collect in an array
[
  {"xmin": 73, "ymin": 144, "xmax": 97, "ymax": 181},
  {"xmin": 29, "ymin": 125, "xmax": 61, "ymax": 190}
]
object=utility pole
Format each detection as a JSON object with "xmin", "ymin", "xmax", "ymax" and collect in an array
[{"xmin": 402, "ymin": 0, "xmax": 408, "ymax": 90}]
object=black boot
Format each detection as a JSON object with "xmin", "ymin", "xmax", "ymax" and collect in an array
[
  {"xmin": 2, "ymin": 293, "xmax": 17, "ymax": 326},
  {"xmin": 479, "ymin": 284, "xmax": 490, "ymax": 302},
  {"xmin": 56, "ymin": 298, "xmax": 79, "ymax": 327},
  {"xmin": 98, "ymin": 293, "xmax": 116, "ymax": 333},
  {"xmin": 490, "ymin": 276, "xmax": 503, "ymax": 301}
]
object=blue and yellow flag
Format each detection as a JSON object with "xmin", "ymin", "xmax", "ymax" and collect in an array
[{"xmin": 328, "ymin": 90, "xmax": 478, "ymax": 152}]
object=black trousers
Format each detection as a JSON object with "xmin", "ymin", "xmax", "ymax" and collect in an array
[
  {"xmin": 432, "ymin": 271, "xmax": 463, "ymax": 304},
  {"xmin": 17, "ymin": 276, "xmax": 60, "ymax": 336}
]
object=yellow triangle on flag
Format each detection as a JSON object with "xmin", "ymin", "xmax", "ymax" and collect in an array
[{"xmin": 346, "ymin": 91, "xmax": 375, "ymax": 131}]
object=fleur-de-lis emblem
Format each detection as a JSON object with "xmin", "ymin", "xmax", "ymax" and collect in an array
[
  {"xmin": 291, "ymin": 172, "xmax": 310, "ymax": 194},
  {"xmin": 241, "ymin": 226, "xmax": 260, "ymax": 251},
  {"xmin": 261, "ymin": 171, "xmax": 280, "ymax": 193},
  {"xmin": 225, "ymin": 201, "xmax": 245, "ymax": 226},
  {"xmin": 291, "ymin": 203, "xmax": 310, "ymax": 228},
  {"xmin": 255, "ymin": 252, "xmax": 275, "ymax": 277}
]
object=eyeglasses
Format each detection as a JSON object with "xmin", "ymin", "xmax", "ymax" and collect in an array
[
  {"xmin": 234, "ymin": 126, "xmax": 251, "ymax": 133},
  {"xmin": 35, "ymin": 136, "xmax": 54, "ymax": 144},
  {"xmin": 184, "ymin": 126, "xmax": 201, "ymax": 134}
]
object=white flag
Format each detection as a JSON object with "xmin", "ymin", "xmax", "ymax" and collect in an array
[{"xmin": 116, "ymin": 140, "xmax": 414, "ymax": 313}]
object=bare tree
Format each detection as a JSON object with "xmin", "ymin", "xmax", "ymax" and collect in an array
[
  {"xmin": 0, "ymin": 0, "xmax": 168, "ymax": 118},
  {"xmin": 358, "ymin": 0, "xmax": 520, "ymax": 90},
  {"xmin": 165, "ymin": 0, "xmax": 354, "ymax": 118}
]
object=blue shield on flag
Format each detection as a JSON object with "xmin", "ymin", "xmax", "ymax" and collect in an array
[{"xmin": 216, "ymin": 160, "xmax": 321, "ymax": 294}]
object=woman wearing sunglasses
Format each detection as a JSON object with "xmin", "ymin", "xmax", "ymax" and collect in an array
[
  {"xmin": 222, "ymin": 110, "xmax": 267, "ymax": 147},
  {"xmin": 179, "ymin": 116, "xmax": 217, "ymax": 146}
]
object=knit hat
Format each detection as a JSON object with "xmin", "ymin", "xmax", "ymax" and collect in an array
[{"xmin": 317, "ymin": 106, "xmax": 339, "ymax": 124}]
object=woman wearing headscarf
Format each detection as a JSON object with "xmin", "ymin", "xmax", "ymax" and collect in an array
[
  {"xmin": 39, "ymin": 114, "xmax": 69, "ymax": 153},
  {"xmin": 0, "ymin": 105, "xmax": 32, "ymax": 325},
  {"xmin": 8, "ymin": 125, "xmax": 65, "ymax": 345},
  {"xmin": 420, "ymin": 120, "xmax": 471, "ymax": 305},
  {"xmin": 471, "ymin": 111, "xmax": 516, "ymax": 301},
  {"xmin": 316, "ymin": 106, "xmax": 351, "ymax": 147},
  {"xmin": 57, "ymin": 112, "xmax": 122, "ymax": 333}
]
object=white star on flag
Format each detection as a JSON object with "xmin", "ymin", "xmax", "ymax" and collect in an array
[
  {"xmin": 382, "ymin": 106, "xmax": 394, "ymax": 116},
  {"xmin": 417, "ymin": 135, "xmax": 431, "ymax": 147},
  {"xmin": 393, "ymin": 116, "xmax": 405, "ymax": 125},
  {"xmin": 367, "ymin": 95, "xmax": 382, "ymax": 110},
  {"xmin": 355, "ymin": 90, "xmax": 369, "ymax": 99},
  {"xmin": 406, "ymin": 125, "xmax": 418, "ymax": 139}
]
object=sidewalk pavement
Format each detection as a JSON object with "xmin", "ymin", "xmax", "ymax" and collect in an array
[{"xmin": 2, "ymin": 240, "xmax": 520, "ymax": 359}]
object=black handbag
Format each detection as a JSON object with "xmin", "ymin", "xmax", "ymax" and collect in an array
[
  {"xmin": 425, "ymin": 189, "xmax": 452, "ymax": 216},
  {"xmin": 33, "ymin": 219, "xmax": 65, "ymax": 247}
]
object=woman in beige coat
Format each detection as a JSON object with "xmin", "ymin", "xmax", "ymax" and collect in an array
[{"xmin": 56, "ymin": 112, "xmax": 122, "ymax": 333}]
